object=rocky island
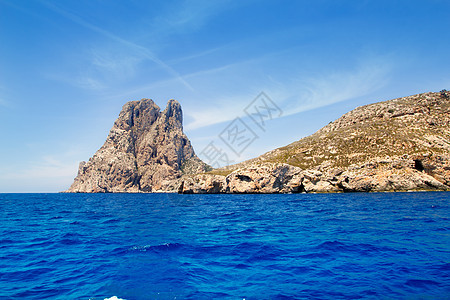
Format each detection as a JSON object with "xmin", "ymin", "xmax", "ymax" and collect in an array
[
  {"xmin": 66, "ymin": 99, "xmax": 210, "ymax": 193},
  {"xmin": 66, "ymin": 90, "xmax": 450, "ymax": 193}
]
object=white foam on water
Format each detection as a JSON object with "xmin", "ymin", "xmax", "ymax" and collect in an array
[{"xmin": 104, "ymin": 297, "xmax": 125, "ymax": 300}]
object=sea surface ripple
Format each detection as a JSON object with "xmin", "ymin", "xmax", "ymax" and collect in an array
[{"xmin": 0, "ymin": 192, "xmax": 449, "ymax": 299}]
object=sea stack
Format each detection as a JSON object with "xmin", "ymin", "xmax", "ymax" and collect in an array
[{"xmin": 66, "ymin": 99, "xmax": 210, "ymax": 193}]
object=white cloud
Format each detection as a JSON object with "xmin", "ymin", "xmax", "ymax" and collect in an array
[
  {"xmin": 167, "ymin": 45, "xmax": 226, "ymax": 65},
  {"xmin": 89, "ymin": 48, "xmax": 142, "ymax": 78},
  {"xmin": 0, "ymin": 154, "xmax": 78, "ymax": 181},
  {"xmin": 183, "ymin": 57, "xmax": 392, "ymax": 130},
  {"xmin": 106, "ymin": 52, "xmax": 392, "ymax": 132},
  {"xmin": 75, "ymin": 76, "xmax": 106, "ymax": 90},
  {"xmin": 0, "ymin": 158, "xmax": 78, "ymax": 192},
  {"xmin": 104, "ymin": 60, "xmax": 247, "ymax": 105},
  {"xmin": 278, "ymin": 59, "xmax": 391, "ymax": 117},
  {"xmin": 45, "ymin": 48, "xmax": 142, "ymax": 91},
  {"xmin": 40, "ymin": 1, "xmax": 194, "ymax": 91},
  {"xmin": 0, "ymin": 145, "xmax": 90, "ymax": 192},
  {"xmin": 152, "ymin": 0, "xmax": 236, "ymax": 35},
  {"xmin": 39, "ymin": 0, "xmax": 244, "ymax": 93},
  {"xmin": 184, "ymin": 93, "xmax": 253, "ymax": 131}
]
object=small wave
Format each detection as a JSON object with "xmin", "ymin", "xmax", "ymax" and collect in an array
[
  {"xmin": 315, "ymin": 240, "xmax": 347, "ymax": 251},
  {"xmin": 186, "ymin": 291, "xmax": 232, "ymax": 298},
  {"xmin": 273, "ymin": 293, "xmax": 298, "ymax": 299},
  {"xmin": 237, "ymin": 228, "xmax": 257, "ymax": 234},
  {"xmin": 24, "ymin": 259, "xmax": 50, "ymax": 269},
  {"xmin": 315, "ymin": 269, "xmax": 336, "ymax": 277},
  {"xmin": 325, "ymin": 217, "xmax": 346, "ymax": 222},
  {"xmin": 299, "ymin": 252, "xmax": 330, "ymax": 259},
  {"xmin": 101, "ymin": 218, "xmax": 121, "ymax": 224},
  {"xmin": 104, "ymin": 297, "xmax": 125, "ymax": 300},
  {"xmin": 0, "ymin": 238, "xmax": 15, "ymax": 245},
  {"xmin": 6, "ymin": 267, "xmax": 54, "ymax": 282},
  {"xmin": 28, "ymin": 239, "xmax": 53, "ymax": 249},
  {"xmin": 111, "ymin": 246, "xmax": 128, "ymax": 256},
  {"xmin": 232, "ymin": 242, "xmax": 287, "ymax": 263},
  {"xmin": 437, "ymin": 263, "xmax": 450, "ymax": 271},
  {"xmin": 61, "ymin": 232, "xmax": 82, "ymax": 238},
  {"xmin": 58, "ymin": 232, "xmax": 83, "ymax": 245},
  {"xmin": 235, "ymin": 263, "xmax": 250, "ymax": 269},
  {"xmin": 314, "ymin": 240, "xmax": 394, "ymax": 256},
  {"xmin": 435, "ymin": 227, "xmax": 449, "ymax": 231},
  {"xmin": 405, "ymin": 279, "xmax": 440, "ymax": 288},
  {"xmin": 59, "ymin": 238, "xmax": 82, "ymax": 246},
  {"xmin": 395, "ymin": 217, "xmax": 417, "ymax": 222},
  {"xmin": 219, "ymin": 212, "xmax": 236, "ymax": 217},
  {"xmin": 129, "ymin": 243, "xmax": 183, "ymax": 252},
  {"xmin": 312, "ymin": 208, "xmax": 333, "ymax": 213}
]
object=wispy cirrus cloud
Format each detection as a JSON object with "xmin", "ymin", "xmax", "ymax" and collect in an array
[
  {"xmin": 104, "ymin": 50, "xmax": 392, "ymax": 131},
  {"xmin": 183, "ymin": 56, "xmax": 392, "ymax": 130},
  {"xmin": 151, "ymin": 0, "xmax": 236, "ymax": 35},
  {"xmin": 0, "ymin": 146, "xmax": 90, "ymax": 192},
  {"xmin": 0, "ymin": 161, "xmax": 78, "ymax": 192},
  {"xmin": 102, "ymin": 59, "xmax": 242, "ymax": 102},
  {"xmin": 167, "ymin": 45, "xmax": 227, "ymax": 66},
  {"xmin": 75, "ymin": 76, "xmax": 106, "ymax": 91},
  {"xmin": 39, "ymin": 0, "xmax": 194, "ymax": 91},
  {"xmin": 277, "ymin": 58, "xmax": 391, "ymax": 117},
  {"xmin": 71, "ymin": 48, "xmax": 143, "ymax": 90},
  {"xmin": 90, "ymin": 49, "xmax": 142, "ymax": 79},
  {"xmin": 184, "ymin": 93, "xmax": 254, "ymax": 131}
]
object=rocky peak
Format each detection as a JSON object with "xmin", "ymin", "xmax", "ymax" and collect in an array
[
  {"xmin": 163, "ymin": 99, "xmax": 183, "ymax": 127},
  {"xmin": 114, "ymin": 99, "xmax": 160, "ymax": 131},
  {"xmin": 66, "ymin": 98, "xmax": 210, "ymax": 193}
]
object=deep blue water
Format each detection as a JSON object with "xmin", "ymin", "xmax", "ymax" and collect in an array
[{"xmin": 0, "ymin": 192, "xmax": 449, "ymax": 299}]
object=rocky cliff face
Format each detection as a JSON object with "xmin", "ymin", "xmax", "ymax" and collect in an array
[
  {"xmin": 66, "ymin": 99, "xmax": 210, "ymax": 193},
  {"xmin": 67, "ymin": 91, "xmax": 450, "ymax": 194},
  {"xmin": 179, "ymin": 90, "xmax": 450, "ymax": 193}
]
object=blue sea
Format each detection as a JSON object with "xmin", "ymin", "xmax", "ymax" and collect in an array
[{"xmin": 1, "ymin": 192, "xmax": 449, "ymax": 299}]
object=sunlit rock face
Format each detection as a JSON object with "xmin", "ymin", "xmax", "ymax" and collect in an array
[
  {"xmin": 179, "ymin": 91, "xmax": 450, "ymax": 193},
  {"xmin": 66, "ymin": 99, "xmax": 209, "ymax": 193}
]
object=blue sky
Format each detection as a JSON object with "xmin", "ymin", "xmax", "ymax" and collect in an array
[{"xmin": 1, "ymin": 0, "xmax": 449, "ymax": 192}]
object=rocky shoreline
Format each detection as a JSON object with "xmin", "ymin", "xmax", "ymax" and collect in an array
[
  {"xmin": 66, "ymin": 90, "xmax": 450, "ymax": 194},
  {"xmin": 177, "ymin": 156, "xmax": 449, "ymax": 194}
]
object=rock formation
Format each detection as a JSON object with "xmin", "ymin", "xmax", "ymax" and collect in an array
[
  {"xmin": 66, "ymin": 99, "xmax": 210, "ymax": 193},
  {"xmin": 179, "ymin": 90, "xmax": 450, "ymax": 193},
  {"xmin": 66, "ymin": 91, "xmax": 450, "ymax": 194}
]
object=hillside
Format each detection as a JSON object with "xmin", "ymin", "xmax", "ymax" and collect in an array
[
  {"xmin": 252, "ymin": 91, "xmax": 450, "ymax": 170},
  {"xmin": 180, "ymin": 90, "xmax": 450, "ymax": 193}
]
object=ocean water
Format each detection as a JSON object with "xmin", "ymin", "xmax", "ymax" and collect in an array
[{"xmin": 0, "ymin": 192, "xmax": 449, "ymax": 299}]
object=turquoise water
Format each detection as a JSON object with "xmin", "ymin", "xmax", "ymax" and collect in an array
[{"xmin": 1, "ymin": 192, "xmax": 449, "ymax": 299}]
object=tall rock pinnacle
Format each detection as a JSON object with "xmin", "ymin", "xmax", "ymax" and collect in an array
[{"xmin": 66, "ymin": 98, "xmax": 210, "ymax": 193}]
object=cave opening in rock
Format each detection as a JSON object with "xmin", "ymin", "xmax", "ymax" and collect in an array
[
  {"xmin": 414, "ymin": 159, "xmax": 424, "ymax": 172},
  {"xmin": 236, "ymin": 174, "xmax": 252, "ymax": 182}
]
